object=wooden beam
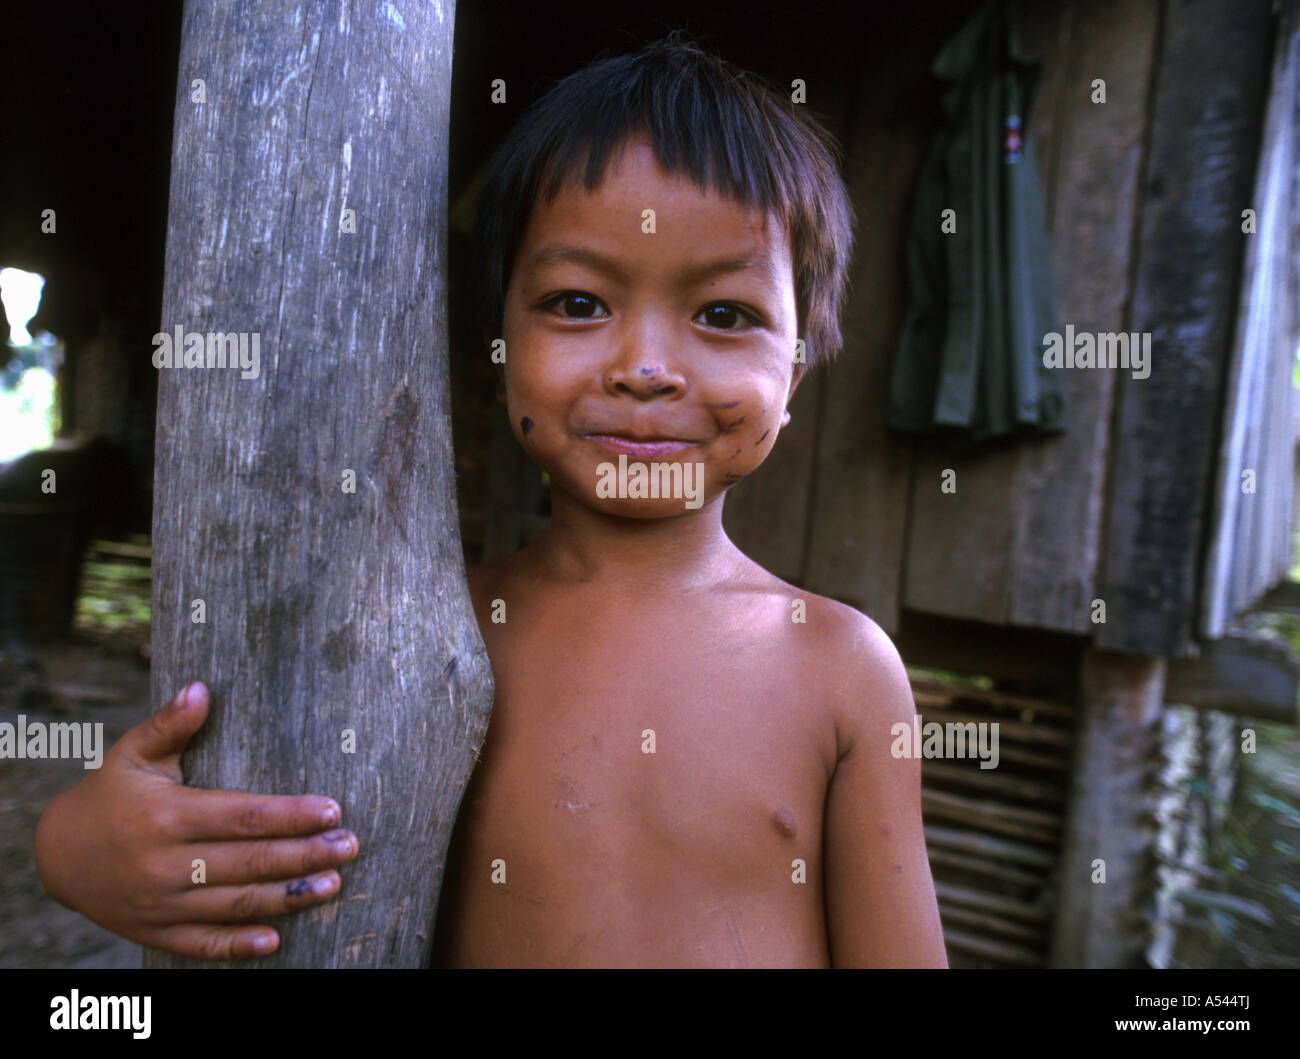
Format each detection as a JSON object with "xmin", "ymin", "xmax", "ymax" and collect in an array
[
  {"xmin": 928, "ymin": 847, "xmax": 1045, "ymax": 888},
  {"xmin": 919, "ymin": 710, "xmax": 1072, "ymax": 753},
  {"xmin": 1165, "ymin": 632, "xmax": 1300, "ymax": 723},
  {"xmin": 1051, "ymin": 650, "xmax": 1164, "ymax": 967},
  {"xmin": 924, "ymin": 824, "xmax": 1058, "ymax": 869},
  {"xmin": 922, "ymin": 788, "xmax": 1060, "ymax": 843},
  {"xmin": 935, "ymin": 881, "xmax": 1050, "ymax": 923},
  {"xmin": 1256, "ymin": 580, "xmax": 1300, "ymax": 615},
  {"xmin": 942, "ymin": 925, "xmax": 1043, "ymax": 966},
  {"xmin": 897, "ymin": 608, "xmax": 1084, "ymax": 699},
  {"xmin": 938, "ymin": 903, "xmax": 1044, "ymax": 943},
  {"xmin": 923, "ymin": 761, "xmax": 1065, "ymax": 803}
]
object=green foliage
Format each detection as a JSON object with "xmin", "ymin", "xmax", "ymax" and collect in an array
[
  {"xmin": 74, "ymin": 536, "xmax": 151, "ymax": 635},
  {"xmin": 904, "ymin": 665, "xmax": 994, "ymax": 691}
]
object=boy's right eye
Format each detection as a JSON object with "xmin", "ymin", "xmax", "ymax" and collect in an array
[{"xmin": 541, "ymin": 291, "xmax": 608, "ymax": 319}]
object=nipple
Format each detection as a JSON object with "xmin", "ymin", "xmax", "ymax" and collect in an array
[{"xmin": 771, "ymin": 808, "xmax": 797, "ymax": 839}]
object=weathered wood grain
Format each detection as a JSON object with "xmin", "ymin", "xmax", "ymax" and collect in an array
[
  {"xmin": 1051, "ymin": 650, "xmax": 1164, "ymax": 967},
  {"xmin": 1008, "ymin": 0, "xmax": 1160, "ymax": 634},
  {"xmin": 144, "ymin": 0, "xmax": 493, "ymax": 968},
  {"xmin": 1202, "ymin": 3, "xmax": 1300, "ymax": 634},
  {"xmin": 800, "ymin": 25, "xmax": 937, "ymax": 633},
  {"xmin": 1165, "ymin": 631, "xmax": 1300, "ymax": 723},
  {"xmin": 1096, "ymin": 0, "xmax": 1274, "ymax": 657}
]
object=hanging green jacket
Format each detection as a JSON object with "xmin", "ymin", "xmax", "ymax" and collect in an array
[{"xmin": 888, "ymin": 0, "xmax": 1066, "ymax": 445}]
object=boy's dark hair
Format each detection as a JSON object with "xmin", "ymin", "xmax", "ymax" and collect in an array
[{"xmin": 469, "ymin": 32, "xmax": 855, "ymax": 371}]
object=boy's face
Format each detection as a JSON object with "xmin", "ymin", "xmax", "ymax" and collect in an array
[{"xmin": 499, "ymin": 137, "xmax": 802, "ymax": 517}]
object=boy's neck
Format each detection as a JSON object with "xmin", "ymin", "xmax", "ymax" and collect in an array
[{"xmin": 526, "ymin": 487, "xmax": 745, "ymax": 594}]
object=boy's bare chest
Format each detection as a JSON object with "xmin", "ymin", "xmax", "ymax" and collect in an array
[
  {"xmin": 434, "ymin": 597, "xmax": 839, "ymax": 965},
  {"xmin": 474, "ymin": 613, "xmax": 834, "ymax": 867}
]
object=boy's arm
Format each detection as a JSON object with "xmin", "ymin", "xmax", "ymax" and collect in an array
[
  {"xmin": 822, "ymin": 613, "xmax": 948, "ymax": 968},
  {"xmin": 33, "ymin": 683, "xmax": 360, "ymax": 960}
]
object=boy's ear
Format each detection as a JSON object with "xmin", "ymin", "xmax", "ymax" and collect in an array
[
  {"xmin": 782, "ymin": 358, "xmax": 806, "ymax": 424},
  {"xmin": 789, "ymin": 359, "xmax": 806, "ymax": 397}
]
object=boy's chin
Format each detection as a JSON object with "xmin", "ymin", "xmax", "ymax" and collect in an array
[
  {"xmin": 587, "ymin": 496, "xmax": 712, "ymax": 519},
  {"xmin": 544, "ymin": 466, "xmax": 717, "ymax": 517}
]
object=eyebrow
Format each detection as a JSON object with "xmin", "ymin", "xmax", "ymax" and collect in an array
[{"xmin": 522, "ymin": 243, "xmax": 769, "ymax": 287}]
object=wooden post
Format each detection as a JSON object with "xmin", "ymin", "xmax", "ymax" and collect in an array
[
  {"xmin": 1050, "ymin": 649, "xmax": 1164, "ymax": 967},
  {"xmin": 144, "ymin": 0, "xmax": 493, "ymax": 968}
]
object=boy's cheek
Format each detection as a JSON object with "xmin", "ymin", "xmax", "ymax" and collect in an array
[{"xmin": 721, "ymin": 397, "xmax": 790, "ymax": 481}]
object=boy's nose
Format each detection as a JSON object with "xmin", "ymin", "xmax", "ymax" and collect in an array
[
  {"xmin": 603, "ymin": 361, "xmax": 686, "ymax": 399},
  {"xmin": 602, "ymin": 316, "xmax": 686, "ymax": 399}
]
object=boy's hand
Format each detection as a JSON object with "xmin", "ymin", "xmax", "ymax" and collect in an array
[{"xmin": 33, "ymin": 682, "xmax": 359, "ymax": 961}]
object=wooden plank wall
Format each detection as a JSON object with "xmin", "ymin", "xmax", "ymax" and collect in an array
[
  {"xmin": 729, "ymin": 0, "xmax": 1287, "ymax": 658},
  {"xmin": 721, "ymin": 1, "xmax": 941, "ymax": 621},
  {"xmin": 1097, "ymin": 0, "xmax": 1276, "ymax": 658},
  {"xmin": 1200, "ymin": 1, "xmax": 1300, "ymax": 638},
  {"xmin": 1007, "ymin": 1, "xmax": 1160, "ymax": 633},
  {"xmin": 906, "ymin": 0, "xmax": 1161, "ymax": 637},
  {"xmin": 727, "ymin": 0, "xmax": 1161, "ymax": 641}
]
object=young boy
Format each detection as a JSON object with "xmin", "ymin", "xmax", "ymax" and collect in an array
[{"xmin": 33, "ymin": 36, "xmax": 947, "ymax": 968}]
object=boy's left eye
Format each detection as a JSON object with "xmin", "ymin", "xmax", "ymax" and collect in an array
[{"xmin": 694, "ymin": 303, "xmax": 758, "ymax": 331}]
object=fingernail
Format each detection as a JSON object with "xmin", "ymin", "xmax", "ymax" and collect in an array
[
  {"xmin": 314, "ymin": 874, "xmax": 338, "ymax": 895},
  {"xmin": 319, "ymin": 801, "xmax": 341, "ymax": 827},
  {"xmin": 182, "ymin": 683, "xmax": 199, "ymax": 709},
  {"xmin": 253, "ymin": 933, "xmax": 276, "ymax": 953}
]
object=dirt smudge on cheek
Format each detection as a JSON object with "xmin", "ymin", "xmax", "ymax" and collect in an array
[{"xmin": 520, "ymin": 416, "xmax": 533, "ymax": 436}]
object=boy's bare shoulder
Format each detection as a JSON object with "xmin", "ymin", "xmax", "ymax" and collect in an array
[
  {"xmin": 740, "ymin": 558, "xmax": 900, "ymax": 664},
  {"xmin": 744, "ymin": 562, "xmax": 913, "ymax": 756}
]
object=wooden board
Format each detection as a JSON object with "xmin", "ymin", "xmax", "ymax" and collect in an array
[
  {"xmin": 1164, "ymin": 631, "xmax": 1300, "ymax": 723},
  {"xmin": 1008, "ymin": 0, "xmax": 1160, "ymax": 634},
  {"xmin": 799, "ymin": 10, "xmax": 951, "ymax": 633},
  {"xmin": 1051, "ymin": 649, "xmax": 1165, "ymax": 967},
  {"xmin": 904, "ymin": 0, "xmax": 1161, "ymax": 634},
  {"xmin": 1201, "ymin": 4, "xmax": 1300, "ymax": 634},
  {"xmin": 1096, "ymin": 0, "xmax": 1275, "ymax": 657}
]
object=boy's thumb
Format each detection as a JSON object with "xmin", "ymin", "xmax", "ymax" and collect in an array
[{"xmin": 134, "ymin": 682, "xmax": 210, "ymax": 763}]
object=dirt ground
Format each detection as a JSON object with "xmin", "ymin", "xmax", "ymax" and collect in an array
[{"xmin": 0, "ymin": 638, "xmax": 144, "ymax": 968}]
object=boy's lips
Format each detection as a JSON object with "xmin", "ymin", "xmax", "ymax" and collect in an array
[{"xmin": 583, "ymin": 433, "xmax": 696, "ymax": 458}]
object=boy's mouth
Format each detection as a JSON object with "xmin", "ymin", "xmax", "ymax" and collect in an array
[{"xmin": 583, "ymin": 433, "xmax": 696, "ymax": 459}]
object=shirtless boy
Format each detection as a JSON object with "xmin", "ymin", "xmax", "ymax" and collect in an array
[{"xmin": 34, "ymin": 36, "xmax": 947, "ymax": 968}]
